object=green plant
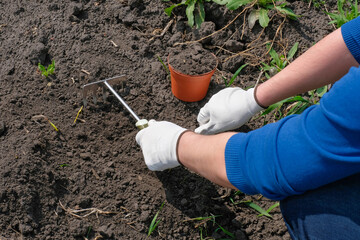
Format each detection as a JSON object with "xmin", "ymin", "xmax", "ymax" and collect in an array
[
  {"xmin": 261, "ymin": 85, "xmax": 328, "ymax": 121},
  {"xmin": 303, "ymin": 0, "xmax": 325, "ymax": 9},
  {"xmin": 231, "ymin": 198, "xmax": 279, "ymax": 218},
  {"xmin": 258, "ymin": 202, "xmax": 280, "ymax": 217},
  {"xmin": 156, "ymin": 54, "xmax": 170, "ymax": 76},
  {"xmin": 223, "ymin": 63, "xmax": 249, "ymax": 87},
  {"xmin": 38, "ymin": 60, "xmax": 55, "ymax": 78},
  {"xmin": 164, "ymin": 0, "xmax": 299, "ymax": 28},
  {"xmin": 185, "ymin": 215, "xmax": 235, "ymax": 239},
  {"xmin": 148, "ymin": 201, "xmax": 165, "ymax": 236},
  {"xmin": 261, "ymin": 42, "xmax": 299, "ymax": 79},
  {"xmin": 220, "ymin": 0, "xmax": 300, "ymax": 28},
  {"xmin": 164, "ymin": 0, "xmax": 208, "ymax": 28},
  {"xmin": 326, "ymin": 0, "xmax": 359, "ymax": 28}
]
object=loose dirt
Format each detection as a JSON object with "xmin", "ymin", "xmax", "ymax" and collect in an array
[
  {"xmin": 0, "ymin": 0, "xmax": 335, "ymax": 239},
  {"xmin": 169, "ymin": 44, "xmax": 217, "ymax": 75}
]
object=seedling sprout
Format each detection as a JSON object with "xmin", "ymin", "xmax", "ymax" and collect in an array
[
  {"xmin": 184, "ymin": 215, "xmax": 235, "ymax": 239},
  {"xmin": 156, "ymin": 54, "xmax": 170, "ymax": 76},
  {"xmin": 38, "ymin": 60, "xmax": 55, "ymax": 78},
  {"xmin": 73, "ymin": 106, "xmax": 84, "ymax": 124},
  {"xmin": 148, "ymin": 201, "xmax": 165, "ymax": 236},
  {"xmin": 32, "ymin": 114, "xmax": 59, "ymax": 132},
  {"xmin": 224, "ymin": 63, "xmax": 249, "ymax": 87}
]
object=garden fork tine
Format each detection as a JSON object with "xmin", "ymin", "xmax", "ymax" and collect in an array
[{"xmin": 82, "ymin": 75, "xmax": 148, "ymax": 129}]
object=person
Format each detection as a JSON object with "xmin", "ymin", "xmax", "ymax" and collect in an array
[{"xmin": 136, "ymin": 16, "xmax": 360, "ymax": 239}]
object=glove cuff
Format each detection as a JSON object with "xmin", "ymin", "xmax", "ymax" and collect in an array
[
  {"xmin": 169, "ymin": 128, "xmax": 189, "ymax": 168},
  {"xmin": 253, "ymin": 84, "xmax": 268, "ymax": 108},
  {"xmin": 246, "ymin": 88, "xmax": 265, "ymax": 114},
  {"xmin": 175, "ymin": 130, "xmax": 192, "ymax": 166}
]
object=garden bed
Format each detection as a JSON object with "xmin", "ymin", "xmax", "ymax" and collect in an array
[{"xmin": 0, "ymin": 0, "xmax": 335, "ymax": 239}]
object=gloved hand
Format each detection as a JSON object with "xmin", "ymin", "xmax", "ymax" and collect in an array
[
  {"xmin": 195, "ymin": 87, "xmax": 264, "ymax": 135},
  {"xmin": 136, "ymin": 120, "xmax": 188, "ymax": 171}
]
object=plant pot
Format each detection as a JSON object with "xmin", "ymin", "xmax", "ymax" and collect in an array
[{"xmin": 168, "ymin": 54, "xmax": 218, "ymax": 102}]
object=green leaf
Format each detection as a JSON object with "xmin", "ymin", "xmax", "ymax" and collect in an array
[
  {"xmin": 226, "ymin": 0, "xmax": 252, "ymax": 10},
  {"xmin": 287, "ymin": 42, "xmax": 299, "ymax": 60},
  {"xmin": 262, "ymin": 101, "xmax": 284, "ymax": 115},
  {"xmin": 248, "ymin": 9, "xmax": 259, "ymax": 29},
  {"xmin": 164, "ymin": 1, "xmax": 186, "ymax": 16},
  {"xmin": 214, "ymin": 224, "xmax": 235, "ymax": 238},
  {"xmin": 38, "ymin": 63, "xmax": 46, "ymax": 72},
  {"xmin": 316, "ymin": 85, "xmax": 328, "ymax": 97},
  {"xmin": 186, "ymin": 0, "xmax": 196, "ymax": 27},
  {"xmin": 275, "ymin": 6, "xmax": 301, "ymax": 20},
  {"xmin": 258, "ymin": 8, "xmax": 269, "ymax": 28},
  {"xmin": 212, "ymin": 0, "xmax": 229, "ymax": 4},
  {"xmin": 258, "ymin": 202, "xmax": 280, "ymax": 217},
  {"xmin": 258, "ymin": 0, "xmax": 272, "ymax": 7},
  {"xmin": 267, "ymin": 44, "xmax": 281, "ymax": 67},
  {"xmin": 226, "ymin": 63, "xmax": 248, "ymax": 87},
  {"xmin": 148, "ymin": 202, "xmax": 165, "ymax": 236},
  {"xmin": 244, "ymin": 201, "xmax": 273, "ymax": 218},
  {"xmin": 195, "ymin": 1, "xmax": 206, "ymax": 28},
  {"xmin": 165, "ymin": 4, "xmax": 178, "ymax": 16}
]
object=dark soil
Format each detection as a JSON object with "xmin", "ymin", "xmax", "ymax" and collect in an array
[
  {"xmin": 0, "ymin": 0, "xmax": 335, "ymax": 239},
  {"xmin": 169, "ymin": 44, "xmax": 217, "ymax": 75}
]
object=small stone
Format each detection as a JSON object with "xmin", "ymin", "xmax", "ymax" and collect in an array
[
  {"xmin": 80, "ymin": 152, "xmax": 91, "ymax": 160},
  {"xmin": 180, "ymin": 198, "xmax": 188, "ymax": 206},
  {"xmin": 19, "ymin": 223, "xmax": 34, "ymax": 235},
  {"xmin": 139, "ymin": 210, "xmax": 150, "ymax": 221},
  {"xmin": 66, "ymin": 152, "xmax": 73, "ymax": 157}
]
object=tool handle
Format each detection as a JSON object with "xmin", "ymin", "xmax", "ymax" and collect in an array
[{"xmin": 136, "ymin": 119, "xmax": 149, "ymax": 130}]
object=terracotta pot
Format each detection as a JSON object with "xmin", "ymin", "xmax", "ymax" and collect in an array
[{"xmin": 168, "ymin": 54, "xmax": 218, "ymax": 102}]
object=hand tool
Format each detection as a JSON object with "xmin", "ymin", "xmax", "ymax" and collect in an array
[{"xmin": 82, "ymin": 75, "xmax": 148, "ymax": 129}]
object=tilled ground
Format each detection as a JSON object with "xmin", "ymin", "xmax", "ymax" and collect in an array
[{"xmin": 0, "ymin": 0, "xmax": 334, "ymax": 239}]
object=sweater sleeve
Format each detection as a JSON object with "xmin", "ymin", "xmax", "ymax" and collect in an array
[
  {"xmin": 342, "ymin": 16, "xmax": 360, "ymax": 64},
  {"xmin": 225, "ymin": 18, "xmax": 360, "ymax": 200}
]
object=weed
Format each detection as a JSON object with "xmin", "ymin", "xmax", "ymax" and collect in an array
[
  {"xmin": 261, "ymin": 42, "xmax": 299, "ymax": 79},
  {"xmin": 258, "ymin": 202, "xmax": 280, "ymax": 217},
  {"xmin": 303, "ymin": 0, "xmax": 326, "ymax": 8},
  {"xmin": 231, "ymin": 198, "xmax": 279, "ymax": 218},
  {"xmin": 148, "ymin": 201, "xmax": 165, "ymax": 236},
  {"xmin": 223, "ymin": 0, "xmax": 300, "ymax": 28},
  {"xmin": 184, "ymin": 215, "xmax": 235, "ymax": 239},
  {"xmin": 32, "ymin": 114, "xmax": 59, "ymax": 132},
  {"xmin": 261, "ymin": 85, "xmax": 328, "ymax": 121},
  {"xmin": 164, "ymin": 0, "xmax": 206, "ymax": 28},
  {"xmin": 59, "ymin": 164, "xmax": 69, "ymax": 168},
  {"xmin": 156, "ymin": 54, "xmax": 170, "ymax": 76},
  {"xmin": 73, "ymin": 106, "xmax": 84, "ymax": 124},
  {"xmin": 164, "ymin": 0, "xmax": 299, "ymax": 29},
  {"xmin": 38, "ymin": 60, "xmax": 55, "ymax": 78},
  {"xmin": 223, "ymin": 63, "xmax": 249, "ymax": 87},
  {"xmin": 326, "ymin": 0, "xmax": 359, "ymax": 28}
]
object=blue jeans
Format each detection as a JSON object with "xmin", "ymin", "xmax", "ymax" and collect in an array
[{"xmin": 280, "ymin": 173, "xmax": 360, "ymax": 240}]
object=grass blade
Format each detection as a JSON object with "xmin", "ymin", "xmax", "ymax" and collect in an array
[
  {"xmin": 258, "ymin": 202, "xmax": 280, "ymax": 217},
  {"xmin": 226, "ymin": 63, "xmax": 248, "ymax": 87},
  {"xmin": 243, "ymin": 201, "xmax": 272, "ymax": 218},
  {"xmin": 148, "ymin": 201, "xmax": 165, "ymax": 236}
]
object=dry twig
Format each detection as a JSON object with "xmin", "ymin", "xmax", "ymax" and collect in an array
[
  {"xmin": 149, "ymin": 19, "xmax": 174, "ymax": 41},
  {"xmin": 59, "ymin": 201, "xmax": 116, "ymax": 219}
]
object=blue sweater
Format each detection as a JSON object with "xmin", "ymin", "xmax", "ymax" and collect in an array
[{"xmin": 225, "ymin": 17, "xmax": 360, "ymax": 200}]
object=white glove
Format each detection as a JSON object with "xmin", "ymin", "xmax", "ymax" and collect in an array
[
  {"xmin": 136, "ymin": 120, "xmax": 188, "ymax": 171},
  {"xmin": 195, "ymin": 87, "xmax": 264, "ymax": 135}
]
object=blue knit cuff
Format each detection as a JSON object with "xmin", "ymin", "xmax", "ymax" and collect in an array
[
  {"xmin": 225, "ymin": 133, "xmax": 258, "ymax": 195},
  {"xmin": 342, "ymin": 17, "xmax": 360, "ymax": 64}
]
